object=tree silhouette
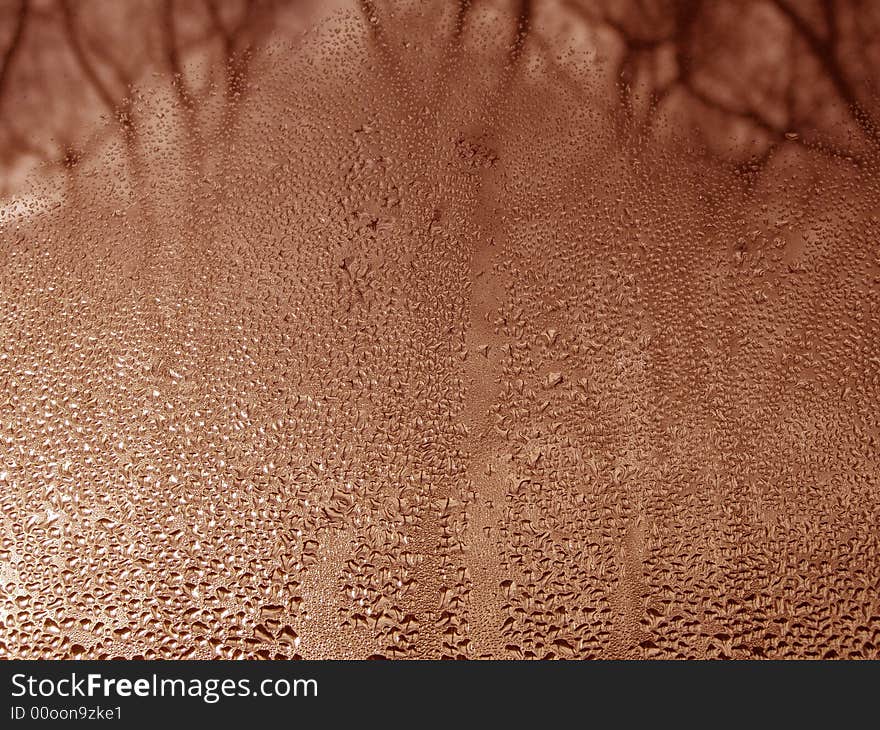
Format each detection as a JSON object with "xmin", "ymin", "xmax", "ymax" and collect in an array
[
  {"xmin": 560, "ymin": 0, "xmax": 880, "ymax": 165},
  {"xmin": 0, "ymin": 0, "xmax": 305, "ymax": 197},
  {"xmin": 1, "ymin": 0, "xmax": 879, "ymax": 197}
]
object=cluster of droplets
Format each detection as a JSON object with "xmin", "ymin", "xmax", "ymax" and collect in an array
[{"xmin": 0, "ymin": 1, "xmax": 878, "ymax": 659}]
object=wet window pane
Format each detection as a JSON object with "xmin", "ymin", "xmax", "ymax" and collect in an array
[{"xmin": 1, "ymin": 0, "xmax": 878, "ymax": 660}]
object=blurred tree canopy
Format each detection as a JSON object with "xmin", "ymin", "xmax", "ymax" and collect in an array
[{"xmin": 0, "ymin": 0, "xmax": 878, "ymax": 197}]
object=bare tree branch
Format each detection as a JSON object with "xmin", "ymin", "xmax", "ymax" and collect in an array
[
  {"xmin": 687, "ymin": 82, "xmax": 782, "ymax": 138},
  {"xmin": 0, "ymin": 0, "xmax": 29, "ymax": 110},
  {"xmin": 452, "ymin": 0, "xmax": 470, "ymax": 46},
  {"xmin": 58, "ymin": 0, "xmax": 121, "ymax": 118},
  {"xmin": 507, "ymin": 0, "xmax": 532, "ymax": 68},
  {"xmin": 162, "ymin": 0, "xmax": 195, "ymax": 110},
  {"xmin": 773, "ymin": 0, "xmax": 880, "ymax": 144}
]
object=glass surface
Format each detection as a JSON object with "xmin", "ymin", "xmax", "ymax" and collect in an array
[{"xmin": 1, "ymin": 0, "xmax": 878, "ymax": 660}]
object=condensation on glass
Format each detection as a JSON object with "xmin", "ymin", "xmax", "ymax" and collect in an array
[{"xmin": 0, "ymin": 0, "xmax": 878, "ymax": 659}]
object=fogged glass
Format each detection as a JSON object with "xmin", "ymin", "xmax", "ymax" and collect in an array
[{"xmin": 0, "ymin": 0, "xmax": 878, "ymax": 659}]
